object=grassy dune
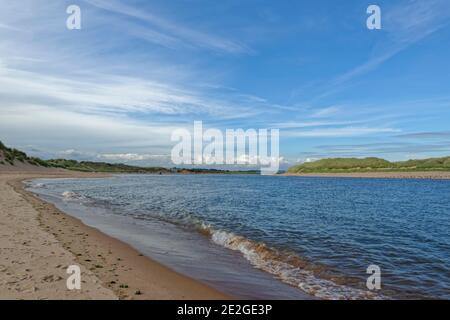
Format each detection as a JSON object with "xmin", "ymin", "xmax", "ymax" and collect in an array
[
  {"xmin": 46, "ymin": 159, "xmax": 171, "ymax": 173},
  {"xmin": 288, "ymin": 157, "xmax": 450, "ymax": 173},
  {"xmin": 0, "ymin": 140, "xmax": 172, "ymax": 173},
  {"xmin": 0, "ymin": 140, "xmax": 257, "ymax": 174},
  {"xmin": 0, "ymin": 141, "xmax": 49, "ymax": 167}
]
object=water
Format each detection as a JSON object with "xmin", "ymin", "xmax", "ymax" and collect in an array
[{"xmin": 27, "ymin": 175, "xmax": 450, "ymax": 299}]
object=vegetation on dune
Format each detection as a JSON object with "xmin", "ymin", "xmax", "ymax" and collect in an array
[
  {"xmin": 46, "ymin": 159, "xmax": 171, "ymax": 173},
  {"xmin": 0, "ymin": 140, "xmax": 49, "ymax": 167},
  {"xmin": 0, "ymin": 140, "xmax": 173, "ymax": 172},
  {"xmin": 394, "ymin": 157, "xmax": 450, "ymax": 170},
  {"xmin": 0, "ymin": 140, "xmax": 258, "ymax": 174},
  {"xmin": 288, "ymin": 157, "xmax": 390, "ymax": 172},
  {"xmin": 47, "ymin": 160, "xmax": 260, "ymax": 174},
  {"xmin": 5, "ymin": 139, "xmax": 450, "ymax": 174},
  {"xmin": 288, "ymin": 156, "xmax": 450, "ymax": 173}
]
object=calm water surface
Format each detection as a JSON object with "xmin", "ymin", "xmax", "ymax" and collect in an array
[{"xmin": 28, "ymin": 175, "xmax": 450, "ymax": 299}]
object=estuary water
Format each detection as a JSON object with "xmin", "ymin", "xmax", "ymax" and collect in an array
[{"xmin": 27, "ymin": 174, "xmax": 450, "ymax": 299}]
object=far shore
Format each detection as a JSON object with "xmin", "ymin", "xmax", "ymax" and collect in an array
[
  {"xmin": 0, "ymin": 169, "xmax": 230, "ymax": 300},
  {"xmin": 282, "ymin": 171, "xmax": 450, "ymax": 179}
]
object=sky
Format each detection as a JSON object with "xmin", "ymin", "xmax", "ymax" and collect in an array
[{"xmin": 0, "ymin": 0, "xmax": 450, "ymax": 168}]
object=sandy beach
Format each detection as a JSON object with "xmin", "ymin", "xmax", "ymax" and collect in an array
[{"xmin": 0, "ymin": 170, "xmax": 229, "ymax": 300}]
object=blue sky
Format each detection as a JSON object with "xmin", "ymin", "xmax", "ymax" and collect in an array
[{"xmin": 0, "ymin": 0, "xmax": 450, "ymax": 167}]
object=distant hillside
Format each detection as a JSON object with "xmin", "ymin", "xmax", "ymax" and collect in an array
[
  {"xmin": 288, "ymin": 156, "xmax": 450, "ymax": 173},
  {"xmin": 0, "ymin": 140, "xmax": 258, "ymax": 174},
  {"xmin": 0, "ymin": 140, "xmax": 172, "ymax": 173},
  {"xmin": 46, "ymin": 159, "xmax": 171, "ymax": 174}
]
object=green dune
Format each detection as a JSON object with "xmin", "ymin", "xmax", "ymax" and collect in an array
[{"xmin": 288, "ymin": 156, "xmax": 450, "ymax": 173}]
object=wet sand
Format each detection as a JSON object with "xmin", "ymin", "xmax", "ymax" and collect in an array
[{"xmin": 0, "ymin": 171, "xmax": 229, "ymax": 300}]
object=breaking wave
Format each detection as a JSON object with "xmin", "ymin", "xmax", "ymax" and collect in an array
[
  {"xmin": 61, "ymin": 191, "xmax": 86, "ymax": 201},
  {"xmin": 126, "ymin": 210, "xmax": 383, "ymax": 299},
  {"xmin": 202, "ymin": 226, "xmax": 382, "ymax": 300}
]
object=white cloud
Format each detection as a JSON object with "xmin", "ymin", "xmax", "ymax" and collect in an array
[
  {"xmin": 85, "ymin": 0, "xmax": 250, "ymax": 54},
  {"xmin": 273, "ymin": 117, "xmax": 372, "ymax": 129},
  {"xmin": 0, "ymin": 63, "xmax": 271, "ymax": 122},
  {"xmin": 0, "ymin": 0, "xmax": 281, "ymax": 165},
  {"xmin": 283, "ymin": 127, "xmax": 400, "ymax": 138},
  {"xmin": 317, "ymin": 0, "xmax": 450, "ymax": 99},
  {"xmin": 98, "ymin": 153, "xmax": 169, "ymax": 162},
  {"xmin": 0, "ymin": 104, "xmax": 177, "ymax": 150},
  {"xmin": 310, "ymin": 106, "xmax": 340, "ymax": 118},
  {"xmin": 234, "ymin": 154, "xmax": 286, "ymax": 165},
  {"xmin": 0, "ymin": 23, "xmax": 19, "ymax": 31}
]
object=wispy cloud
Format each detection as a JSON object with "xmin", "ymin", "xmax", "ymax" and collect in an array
[
  {"xmin": 273, "ymin": 119, "xmax": 360, "ymax": 129},
  {"xmin": 0, "ymin": 23, "xmax": 20, "ymax": 31},
  {"xmin": 310, "ymin": 106, "xmax": 340, "ymax": 118},
  {"xmin": 0, "ymin": 0, "xmax": 274, "ymax": 164},
  {"xmin": 98, "ymin": 153, "xmax": 170, "ymax": 162},
  {"xmin": 1, "ymin": 0, "xmax": 448, "ymax": 165},
  {"xmin": 310, "ymin": 141, "xmax": 450, "ymax": 156},
  {"xmin": 0, "ymin": 104, "xmax": 176, "ymax": 144},
  {"xmin": 0, "ymin": 64, "xmax": 268, "ymax": 119},
  {"xmin": 395, "ymin": 131, "xmax": 450, "ymax": 139},
  {"xmin": 84, "ymin": 0, "xmax": 250, "ymax": 54},
  {"xmin": 317, "ymin": 0, "xmax": 450, "ymax": 98},
  {"xmin": 0, "ymin": 62, "xmax": 280, "ymax": 159},
  {"xmin": 283, "ymin": 127, "xmax": 400, "ymax": 138}
]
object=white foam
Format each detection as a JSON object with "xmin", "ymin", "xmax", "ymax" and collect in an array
[
  {"xmin": 61, "ymin": 191, "xmax": 84, "ymax": 201},
  {"xmin": 209, "ymin": 228, "xmax": 383, "ymax": 300}
]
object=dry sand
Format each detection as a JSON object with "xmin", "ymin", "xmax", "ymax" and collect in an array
[{"xmin": 0, "ymin": 170, "xmax": 229, "ymax": 300}]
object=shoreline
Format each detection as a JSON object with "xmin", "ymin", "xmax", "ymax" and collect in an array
[
  {"xmin": 0, "ymin": 171, "xmax": 230, "ymax": 300},
  {"xmin": 4, "ymin": 169, "xmax": 448, "ymax": 300},
  {"xmin": 282, "ymin": 171, "xmax": 450, "ymax": 179}
]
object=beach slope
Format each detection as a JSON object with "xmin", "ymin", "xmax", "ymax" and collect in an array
[{"xmin": 0, "ymin": 171, "xmax": 228, "ymax": 300}]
